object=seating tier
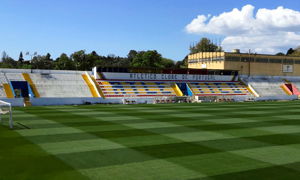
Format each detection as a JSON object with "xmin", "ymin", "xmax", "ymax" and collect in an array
[
  {"xmin": 29, "ymin": 74, "xmax": 93, "ymax": 97},
  {"xmin": 189, "ymin": 82, "xmax": 249, "ymax": 96},
  {"xmin": 98, "ymin": 81, "xmax": 177, "ymax": 97}
]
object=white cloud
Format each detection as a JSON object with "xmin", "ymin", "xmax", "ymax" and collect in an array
[{"xmin": 186, "ymin": 5, "xmax": 300, "ymax": 54}]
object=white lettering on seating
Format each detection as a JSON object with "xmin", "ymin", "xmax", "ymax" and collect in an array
[{"xmin": 103, "ymin": 73, "xmax": 232, "ymax": 81}]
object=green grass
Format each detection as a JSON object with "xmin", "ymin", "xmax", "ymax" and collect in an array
[{"xmin": 1, "ymin": 101, "xmax": 300, "ymax": 180}]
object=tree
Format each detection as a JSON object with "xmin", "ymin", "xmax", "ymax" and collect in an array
[
  {"xmin": 292, "ymin": 46, "xmax": 300, "ymax": 56},
  {"xmin": 45, "ymin": 53, "xmax": 51, "ymax": 60},
  {"xmin": 275, "ymin": 52, "xmax": 285, "ymax": 56},
  {"xmin": 1, "ymin": 58, "xmax": 17, "ymax": 68},
  {"xmin": 0, "ymin": 51, "xmax": 17, "ymax": 68},
  {"xmin": 1, "ymin": 51, "xmax": 8, "ymax": 62},
  {"xmin": 71, "ymin": 50, "xmax": 87, "ymax": 70},
  {"xmin": 127, "ymin": 50, "xmax": 138, "ymax": 62},
  {"xmin": 0, "ymin": 57, "xmax": 17, "ymax": 68},
  {"xmin": 189, "ymin": 38, "xmax": 221, "ymax": 54},
  {"xmin": 55, "ymin": 53, "xmax": 75, "ymax": 70},
  {"xmin": 286, "ymin": 47, "xmax": 300, "ymax": 56},
  {"xmin": 286, "ymin": 48, "xmax": 295, "ymax": 55},
  {"xmin": 131, "ymin": 50, "xmax": 163, "ymax": 68},
  {"xmin": 85, "ymin": 51, "xmax": 99, "ymax": 69},
  {"xmin": 18, "ymin": 52, "xmax": 24, "ymax": 62},
  {"xmin": 291, "ymin": 51, "xmax": 300, "ymax": 56},
  {"xmin": 0, "ymin": 49, "xmax": 180, "ymax": 70},
  {"xmin": 161, "ymin": 58, "xmax": 175, "ymax": 68},
  {"xmin": 31, "ymin": 54, "xmax": 54, "ymax": 69},
  {"xmin": 175, "ymin": 55, "xmax": 188, "ymax": 68}
]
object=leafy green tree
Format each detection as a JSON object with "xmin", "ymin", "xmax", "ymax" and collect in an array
[
  {"xmin": 286, "ymin": 48, "xmax": 295, "ymax": 55},
  {"xmin": 45, "ymin": 53, "xmax": 51, "ymax": 60},
  {"xmin": 161, "ymin": 58, "xmax": 175, "ymax": 68},
  {"xmin": 18, "ymin": 52, "xmax": 24, "ymax": 62},
  {"xmin": 291, "ymin": 51, "xmax": 300, "ymax": 56},
  {"xmin": 71, "ymin": 50, "xmax": 87, "ymax": 70},
  {"xmin": 0, "ymin": 49, "xmax": 179, "ymax": 70},
  {"xmin": 127, "ymin": 50, "xmax": 138, "ymax": 62},
  {"xmin": 0, "ymin": 51, "xmax": 17, "ymax": 68},
  {"xmin": 175, "ymin": 55, "xmax": 188, "ymax": 68},
  {"xmin": 275, "ymin": 52, "xmax": 285, "ymax": 56},
  {"xmin": 1, "ymin": 57, "xmax": 17, "ymax": 68},
  {"xmin": 131, "ymin": 50, "xmax": 163, "ymax": 68},
  {"xmin": 291, "ymin": 46, "xmax": 300, "ymax": 56},
  {"xmin": 286, "ymin": 47, "xmax": 300, "ymax": 56},
  {"xmin": 190, "ymin": 38, "xmax": 221, "ymax": 54},
  {"xmin": 1, "ymin": 51, "xmax": 8, "ymax": 61},
  {"xmin": 85, "ymin": 51, "xmax": 99, "ymax": 69},
  {"xmin": 31, "ymin": 54, "xmax": 53, "ymax": 69},
  {"xmin": 55, "ymin": 53, "xmax": 75, "ymax": 70}
]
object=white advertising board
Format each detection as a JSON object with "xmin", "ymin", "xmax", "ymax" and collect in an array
[
  {"xmin": 282, "ymin": 65, "xmax": 293, "ymax": 73},
  {"xmin": 101, "ymin": 72, "xmax": 233, "ymax": 81}
]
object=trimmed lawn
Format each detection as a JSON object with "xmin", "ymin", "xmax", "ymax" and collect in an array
[{"xmin": 1, "ymin": 101, "xmax": 300, "ymax": 179}]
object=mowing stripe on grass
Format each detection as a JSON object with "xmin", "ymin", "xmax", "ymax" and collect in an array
[
  {"xmin": 11, "ymin": 101, "xmax": 300, "ymax": 180},
  {"xmin": 15, "ymin": 107, "xmax": 206, "ymax": 180},
  {"xmin": 55, "ymin": 104, "xmax": 298, "ymax": 176}
]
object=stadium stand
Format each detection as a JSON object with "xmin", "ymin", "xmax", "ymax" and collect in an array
[
  {"xmin": 0, "ymin": 85, "xmax": 6, "ymax": 97},
  {"xmin": 189, "ymin": 81, "xmax": 250, "ymax": 96},
  {"xmin": 283, "ymin": 80, "xmax": 300, "ymax": 96},
  {"xmin": 0, "ymin": 73, "xmax": 8, "ymax": 97},
  {"xmin": 29, "ymin": 73, "xmax": 93, "ymax": 97},
  {"xmin": 5, "ymin": 73, "xmax": 25, "ymax": 81},
  {"xmin": 0, "ymin": 67, "xmax": 298, "ymax": 106},
  {"xmin": 243, "ymin": 77, "xmax": 286, "ymax": 97},
  {"xmin": 0, "ymin": 73, "xmax": 16, "ymax": 98},
  {"xmin": 98, "ymin": 80, "xmax": 177, "ymax": 97}
]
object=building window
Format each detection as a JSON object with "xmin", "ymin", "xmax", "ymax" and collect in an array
[
  {"xmin": 255, "ymin": 58, "xmax": 269, "ymax": 63},
  {"xmin": 189, "ymin": 59, "xmax": 198, "ymax": 63},
  {"xmin": 240, "ymin": 57, "xmax": 254, "ymax": 62},
  {"xmin": 212, "ymin": 56, "xmax": 225, "ymax": 61},
  {"xmin": 269, "ymin": 59, "xmax": 282, "ymax": 63},
  {"xmin": 226, "ymin": 56, "xmax": 241, "ymax": 61},
  {"xmin": 283, "ymin": 59, "xmax": 294, "ymax": 64}
]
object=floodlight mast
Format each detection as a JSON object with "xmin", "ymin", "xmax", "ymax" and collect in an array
[{"xmin": 25, "ymin": 51, "xmax": 38, "ymax": 61}]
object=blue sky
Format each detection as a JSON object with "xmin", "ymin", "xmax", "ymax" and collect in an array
[{"xmin": 0, "ymin": 0, "xmax": 300, "ymax": 61}]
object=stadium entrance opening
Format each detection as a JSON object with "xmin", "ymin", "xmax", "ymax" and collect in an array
[
  {"xmin": 10, "ymin": 81, "xmax": 31, "ymax": 98},
  {"xmin": 176, "ymin": 83, "xmax": 189, "ymax": 96}
]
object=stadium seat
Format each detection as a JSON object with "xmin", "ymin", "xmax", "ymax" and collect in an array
[{"xmin": 189, "ymin": 81, "xmax": 250, "ymax": 96}]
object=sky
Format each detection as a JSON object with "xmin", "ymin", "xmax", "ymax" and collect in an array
[{"xmin": 0, "ymin": 0, "xmax": 300, "ymax": 61}]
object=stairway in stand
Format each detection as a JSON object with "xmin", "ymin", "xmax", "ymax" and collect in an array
[
  {"xmin": 282, "ymin": 83, "xmax": 300, "ymax": 96},
  {"xmin": 24, "ymin": 97, "xmax": 31, "ymax": 107}
]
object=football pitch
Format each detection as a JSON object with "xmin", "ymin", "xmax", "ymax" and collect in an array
[{"xmin": 1, "ymin": 101, "xmax": 300, "ymax": 180}]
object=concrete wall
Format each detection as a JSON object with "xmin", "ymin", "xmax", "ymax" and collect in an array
[
  {"xmin": 29, "ymin": 97, "xmax": 154, "ymax": 106},
  {"xmin": 30, "ymin": 97, "xmax": 123, "ymax": 106},
  {"xmin": 0, "ymin": 68, "xmax": 87, "ymax": 74},
  {"xmin": 240, "ymin": 75, "xmax": 300, "ymax": 81},
  {"xmin": 0, "ymin": 98, "xmax": 24, "ymax": 107},
  {"xmin": 224, "ymin": 61, "xmax": 296, "ymax": 76},
  {"xmin": 255, "ymin": 95, "xmax": 298, "ymax": 101},
  {"xmin": 29, "ymin": 73, "xmax": 93, "ymax": 97}
]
